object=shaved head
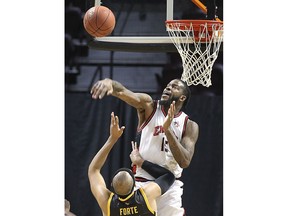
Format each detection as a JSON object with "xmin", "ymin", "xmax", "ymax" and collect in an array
[{"xmin": 112, "ymin": 170, "xmax": 135, "ymax": 196}]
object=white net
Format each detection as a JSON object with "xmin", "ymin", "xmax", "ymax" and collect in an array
[{"xmin": 166, "ymin": 21, "xmax": 223, "ymax": 87}]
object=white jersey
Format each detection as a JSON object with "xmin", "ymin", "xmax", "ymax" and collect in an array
[{"xmin": 135, "ymin": 100, "xmax": 189, "ymax": 179}]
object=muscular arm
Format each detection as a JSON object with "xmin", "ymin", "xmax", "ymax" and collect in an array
[
  {"xmin": 91, "ymin": 79, "xmax": 154, "ymax": 123},
  {"xmin": 88, "ymin": 113, "xmax": 125, "ymax": 214},
  {"xmin": 130, "ymin": 142, "xmax": 175, "ymax": 205},
  {"xmin": 111, "ymin": 80, "xmax": 152, "ymax": 110},
  {"xmin": 163, "ymin": 102, "xmax": 199, "ymax": 168},
  {"xmin": 141, "ymin": 160, "xmax": 175, "ymax": 194},
  {"xmin": 88, "ymin": 137, "xmax": 116, "ymax": 213},
  {"xmin": 165, "ymin": 120, "xmax": 199, "ymax": 168}
]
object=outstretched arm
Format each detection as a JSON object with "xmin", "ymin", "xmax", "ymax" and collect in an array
[
  {"xmin": 163, "ymin": 101, "xmax": 199, "ymax": 168},
  {"xmin": 90, "ymin": 78, "xmax": 153, "ymax": 109},
  {"xmin": 90, "ymin": 78, "xmax": 154, "ymax": 124},
  {"xmin": 88, "ymin": 112, "xmax": 125, "ymax": 213}
]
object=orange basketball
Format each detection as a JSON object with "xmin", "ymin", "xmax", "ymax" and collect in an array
[{"xmin": 83, "ymin": 6, "xmax": 115, "ymax": 37}]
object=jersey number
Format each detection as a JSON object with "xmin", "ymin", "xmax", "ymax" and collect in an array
[{"xmin": 161, "ymin": 137, "xmax": 169, "ymax": 152}]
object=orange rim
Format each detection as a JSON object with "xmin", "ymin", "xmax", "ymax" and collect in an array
[{"xmin": 166, "ymin": 20, "xmax": 223, "ymax": 41}]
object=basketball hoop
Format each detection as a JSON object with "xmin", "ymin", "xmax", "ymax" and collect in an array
[{"xmin": 166, "ymin": 20, "xmax": 223, "ymax": 87}]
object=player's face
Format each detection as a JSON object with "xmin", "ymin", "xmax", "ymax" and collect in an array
[{"xmin": 160, "ymin": 80, "xmax": 184, "ymax": 105}]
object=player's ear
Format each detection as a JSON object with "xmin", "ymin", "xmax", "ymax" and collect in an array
[
  {"xmin": 110, "ymin": 181, "xmax": 115, "ymax": 193},
  {"xmin": 180, "ymin": 95, "xmax": 186, "ymax": 102}
]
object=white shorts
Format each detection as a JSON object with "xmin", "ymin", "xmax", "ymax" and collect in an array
[{"xmin": 136, "ymin": 180, "xmax": 185, "ymax": 216}]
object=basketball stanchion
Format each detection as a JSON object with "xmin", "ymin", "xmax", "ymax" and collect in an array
[{"xmin": 166, "ymin": 20, "xmax": 223, "ymax": 87}]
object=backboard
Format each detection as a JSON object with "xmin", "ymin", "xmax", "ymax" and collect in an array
[{"xmin": 88, "ymin": 0, "xmax": 223, "ymax": 52}]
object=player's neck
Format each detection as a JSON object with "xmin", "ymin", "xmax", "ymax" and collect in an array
[{"xmin": 163, "ymin": 105, "xmax": 182, "ymax": 116}]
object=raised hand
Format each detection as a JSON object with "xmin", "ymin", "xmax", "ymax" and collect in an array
[
  {"xmin": 129, "ymin": 141, "xmax": 144, "ymax": 167},
  {"xmin": 90, "ymin": 78, "xmax": 113, "ymax": 99},
  {"xmin": 163, "ymin": 101, "xmax": 175, "ymax": 131},
  {"xmin": 110, "ymin": 112, "xmax": 125, "ymax": 140}
]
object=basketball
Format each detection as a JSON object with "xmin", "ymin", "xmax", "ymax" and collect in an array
[{"xmin": 83, "ymin": 6, "xmax": 115, "ymax": 37}]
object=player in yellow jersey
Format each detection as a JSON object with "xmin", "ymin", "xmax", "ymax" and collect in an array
[{"xmin": 88, "ymin": 112, "xmax": 175, "ymax": 216}]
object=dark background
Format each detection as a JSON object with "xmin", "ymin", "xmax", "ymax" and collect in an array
[
  {"xmin": 65, "ymin": 0, "xmax": 223, "ymax": 215},
  {"xmin": 65, "ymin": 93, "xmax": 223, "ymax": 216}
]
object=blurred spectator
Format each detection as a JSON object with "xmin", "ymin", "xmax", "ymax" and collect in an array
[
  {"xmin": 65, "ymin": 33, "xmax": 75, "ymax": 66},
  {"xmin": 65, "ymin": 199, "xmax": 76, "ymax": 216},
  {"xmin": 65, "ymin": 4, "xmax": 83, "ymax": 39}
]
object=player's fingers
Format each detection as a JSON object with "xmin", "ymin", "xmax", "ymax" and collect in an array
[
  {"xmin": 90, "ymin": 82, "xmax": 99, "ymax": 94},
  {"xmin": 170, "ymin": 101, "xmax": 175, "ymax": 115},
  {"xmin": 98, "ymin": 83, "xmax": 109, "ymax": 99},
  {"xmin": 115, "ymin": 115, "xmax": 119, "ymax": 126},
  {"xmin": 171, "ymin": 101, "xmax": 174, "ymax": 107},
  {"xmin": 111, "ymin": 112, "xmax": 115, "ymax": 125},
  {"xmin": 170, "ymin": 102, "xmax": 174, "ymax": 111},
  {"xmin": 91, "ymin": 82, "xmax": 106, "ymax": 99},
  {"xmin": 131, "ymin": 141, "xmax": 135, "ymax": 150},
  {"xmin": 167, "ymin": 107, "xmax": 172, "ymax": 118},
  {"xmin": 91, "ymin": 82, "xmax": 102, "ymax": 98},
  {"xmin": 99, "ymin": 90, "xmax": 106, "ymax": 99},
  {"xmin": 90, "ymin": 85, "xmax": 94, "ymax": 94}
]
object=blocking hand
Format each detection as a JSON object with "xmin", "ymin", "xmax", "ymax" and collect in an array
[{"xmin": 90, "ymin": 78, "xmax": 113, "ymax": 99}]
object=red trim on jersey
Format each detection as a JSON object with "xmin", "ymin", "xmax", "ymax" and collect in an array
[
  {"xmin": 182, "ymin": 115, "xmax": 189, "ymax": 139},
  {"xmin": 137, "ymin": 100, "xmax": 157, "ymax": 132},
  {"xmin": 132, "ymin": 165, "xmax": 137, "ymax": 174},
  {"xmin": 160, "ymin": 103, "xmax": 166, "ymax": 116},
  {"xmin": 135, "ymin": 177, "xmax": 153, "ymax": 182},
  {"xmin": 174, "ymin": 111, "xmax": 183, "ymax": 118}
]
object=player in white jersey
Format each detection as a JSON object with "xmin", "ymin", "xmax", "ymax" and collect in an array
[
  {"xmin": 91, "ymin": 78, "xmax": 199, "ymax": 216},
  {"xmin": 136, "ymin": 100, "xmax": 188, "ymax": 179}
]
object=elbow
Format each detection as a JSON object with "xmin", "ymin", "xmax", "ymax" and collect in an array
[
  {"xmin": 179, "ymin": 158, "xmax": 191, "ymax": 168},
  {"xmin": 179, "ymin": 151, "xmax": 194, "ymax": 168},
  {"xmin": 88, "ymin": 167, "xmax": 92, "ymax": 179},
  {"xmin": 88, "ymin": 164, "xmax": 94, "ymax": 178},
  {"xmin": 179, "ymin": 161, "xmax": 190, "ymax": 169}
]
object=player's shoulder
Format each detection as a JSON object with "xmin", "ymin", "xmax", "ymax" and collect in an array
[
  {"xmin": 182, "ymin": 116, "xmax": 198, "ymax": 132},
  {"xmin": 141, "ymin": 181, "xmax": 161, "ymax": 197},
  {"xmin": 187, "ymin": 118, "xmax": 198, "ymax": 127},
  {"xmin": 186, "ymin": 120, "xmax": 199, "ymax": 139},
  {"xmin": 136, "ymin": 92, "xmax": 153, "ymax": 102},
  {"xmin": 181, "ymin": 111, "xmax": 196, "ymax": 123}
]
